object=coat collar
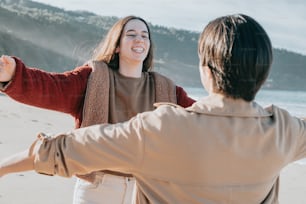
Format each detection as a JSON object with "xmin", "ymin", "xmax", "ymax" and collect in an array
[{"xmin": 186, "ymin": 93, "xmax": 272, "ymax": 118}]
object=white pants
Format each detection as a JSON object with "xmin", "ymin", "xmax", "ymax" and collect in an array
[{"xmin": 73, "ymin": 173, "xmax": 136, "ymax": 204}]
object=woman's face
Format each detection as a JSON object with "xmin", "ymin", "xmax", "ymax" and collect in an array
[{"xmin": 116, "ymin": 19, "xmax": 150, "ymax": 65}]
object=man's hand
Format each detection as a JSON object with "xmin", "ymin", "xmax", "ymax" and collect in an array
[{"xmin": 0, "ymin": 150, "xmax": 35, "ymax": 178}]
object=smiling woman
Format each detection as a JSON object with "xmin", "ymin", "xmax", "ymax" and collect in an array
[{"xmin": 0, "ymin": 15, "xmax": 195, "ymax": 204}]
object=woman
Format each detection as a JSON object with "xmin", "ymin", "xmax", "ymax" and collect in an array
[{"xmin": 0, "ymin": 16, "xmax": 195, "ymax": 203}]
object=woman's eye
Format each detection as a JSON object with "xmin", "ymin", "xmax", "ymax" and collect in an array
[{"xmin": 125, "ymin": 34, "xmax": 149, "ymax": 40}]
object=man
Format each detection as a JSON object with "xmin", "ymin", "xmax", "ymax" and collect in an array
[{"xmin": 1, "ymin": 14, "xmax": 306, "ymax": 203}]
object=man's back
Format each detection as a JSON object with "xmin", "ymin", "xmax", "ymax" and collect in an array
[{"xmin": 135, "ymin": 95, "xmax": 306, "ymax": 203}]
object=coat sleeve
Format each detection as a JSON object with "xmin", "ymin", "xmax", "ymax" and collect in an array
[
  {"xmin": 1, "ymin": 57, "xmax": 92, "ymax": 116},
  {"xmin": 292, "ymin": 117, "xmax": 306, "ymax": 161},
  {"xmin": 33, "ymin": 115, "xmax": 145, "ymax": 177},
  {"xmin": 175, "ymin": 85, "xmax": 196, "ymax": 108}
]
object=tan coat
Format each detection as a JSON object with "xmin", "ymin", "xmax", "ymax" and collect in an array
[{"xmin": 33, "ymin": 93, "xmax": 306, "ymax": 204}]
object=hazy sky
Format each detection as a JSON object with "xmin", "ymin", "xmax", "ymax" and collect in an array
[{"xmin": 34, "ymin": 0, "xmax": 306, "ymax": 55}]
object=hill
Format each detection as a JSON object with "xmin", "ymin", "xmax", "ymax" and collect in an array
[{"xmin": 1, "ymin": 0, "xmax": 306, "ymax": 90}]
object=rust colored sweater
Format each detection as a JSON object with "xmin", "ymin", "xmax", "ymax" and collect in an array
[{"xmin": 1, "ymin": 57, "xmax": 195, "ymax": 128}]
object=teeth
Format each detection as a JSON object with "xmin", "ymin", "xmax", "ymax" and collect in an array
[{"xmin": 132, "ymin": 47, "xmax": 144, "ymax": 53}]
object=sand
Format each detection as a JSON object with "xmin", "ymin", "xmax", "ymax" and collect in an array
[
  {"xmin": 0, "ymin": 95, "xmax": 306, "ymax": 203},
  {"xmin": 0, "ymin": 95, "xmax": 75, "ymax": 204}
]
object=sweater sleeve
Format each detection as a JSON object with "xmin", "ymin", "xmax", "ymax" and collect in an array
[
  {"xmin": 1, "ymin": 57, "xmax": 92, "ymax": 117},
  {"xmin": 175, "ymin": 85, "xmax": 196, "ymax": 108}
]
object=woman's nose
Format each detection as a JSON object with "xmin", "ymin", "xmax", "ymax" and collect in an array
[{"xmin": 134, "ymin": 35, "xmax": 144, "ymax": 42}]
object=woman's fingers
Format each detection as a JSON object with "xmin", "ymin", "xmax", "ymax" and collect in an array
[{"xmin": 0, "ymin": 55, "xmax": 16, "ymax": 82}]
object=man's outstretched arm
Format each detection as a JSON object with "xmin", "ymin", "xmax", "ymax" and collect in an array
[{"xmin": 0, "ymin": 150, "xmax": 35, "ymax": 177}]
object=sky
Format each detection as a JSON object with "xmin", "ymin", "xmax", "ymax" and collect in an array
[{"xmin": 33, "ymin": 0, "xmax": 306, "ymax": 55}]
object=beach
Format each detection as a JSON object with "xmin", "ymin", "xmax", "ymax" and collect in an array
[
  {"xmin": 1, "ymin": 95, "xmax": 306, "ymax": 203},
  {"xmin": 0, "ymin": 95, "xmax": 75, "ymax": 204}
]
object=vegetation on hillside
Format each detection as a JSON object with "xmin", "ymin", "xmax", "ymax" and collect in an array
[{"xmin": 0, "ymin": 0, "xmax": 305, "ymax": 90}]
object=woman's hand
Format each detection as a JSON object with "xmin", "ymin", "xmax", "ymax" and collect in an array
[{"xmin": 0, "ymin": 55, "xmax": 16, "ymax": 82}]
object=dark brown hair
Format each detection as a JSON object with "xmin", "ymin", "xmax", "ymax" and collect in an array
[{"xmin": 198, "ymin": 14, "xmax": 273, "ymax": 101}]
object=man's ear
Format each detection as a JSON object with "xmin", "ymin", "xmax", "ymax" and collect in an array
[
  {"xmin": 203, "ymin": 66, "xmax": 213, "ymax": 79},
  {"xmin": 115, "ymin": 47, "xmax": 120, "ymax": 53},
  {"xmin": 201, "ymin": 65, "xmax": 215, "ymax": 94}
]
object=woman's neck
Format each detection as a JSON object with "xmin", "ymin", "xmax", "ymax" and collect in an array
[{"xmin": 118, "ymin": 61, "xmax": 143, "ymax": 78}]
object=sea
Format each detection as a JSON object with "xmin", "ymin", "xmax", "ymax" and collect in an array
[{"xmin": 185, "ymin": 87, "xmax": 306, "ymax": 165}]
